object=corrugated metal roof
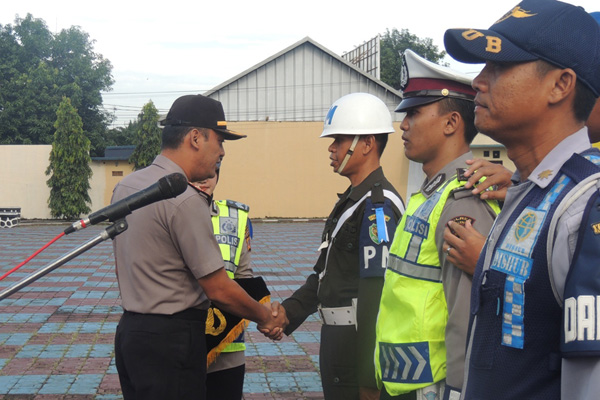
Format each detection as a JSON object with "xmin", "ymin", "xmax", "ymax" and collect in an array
[{"xmin": 204, "ymin": 37, "xmax": 403, "ymax": 122}]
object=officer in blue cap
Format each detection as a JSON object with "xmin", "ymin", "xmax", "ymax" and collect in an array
[{"xmin": 443, "ymin": 1, "xmax": 600, "ymax": 399}]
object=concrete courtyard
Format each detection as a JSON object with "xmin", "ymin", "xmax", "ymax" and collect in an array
[{"xmin": 0, "ymin": 220, "xmax": 326, "ymax": 399}]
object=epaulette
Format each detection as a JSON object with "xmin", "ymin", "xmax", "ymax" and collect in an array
[
  {"xmin": 225, "ymin": 200, "xmax": 250, "ymax": 212},
  {"xmin": 449, "ymin": 185, "xmax": 474, "ymax": 200},
  {"xmin": 456, "ymin": 168, "xmax": 468, "ymax": 182},
  {"xmin": 371, "ymin": 182, "xmax": 385, "ymax": 205}
]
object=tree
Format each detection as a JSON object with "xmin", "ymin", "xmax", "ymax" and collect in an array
[
  {"xmin": 380, "ymin": 28, "xmax": 447, "ymax": 90},
  {"xmin": 0, "ymin": 14, "xmax": 114, "ymax": 156},
  {"xmin": 129, "ymin": 101, "xmax": 161, "ymax": 170},
  {"xmin": 46, "ymin": 97, "xmax": 92, "ymax": 219},
  {"xmin": 51, "ymin": 26, "xmax": 114, "ymax": 156},
  {"xmin": 105, "ymin": 119, "xmax": 139, "ymax": 147}
]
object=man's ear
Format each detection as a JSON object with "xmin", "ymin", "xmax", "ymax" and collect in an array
[
  {"xmin": 548, "ymin": 68, "xmax": 577, "ymax": 106},
  {"xmin": 189, "ymin": 128, "xmax": 201, "ymax": 150},
  {"xmin": 361, "ymin": 134, "xmax": 375, "ymax": 155},
  {"xmin": 443, "ymin": 111, "xmax": 461, "ymax": 136}
]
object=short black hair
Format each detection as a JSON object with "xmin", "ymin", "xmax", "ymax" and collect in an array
[
  {"xmin": 161, "ymin": 125, "xmax": 192, "ymax": 150},
  {"xmin": 373, "ymin": 133, "xmax": 389, "ymax": 156},
  {"xmin": 437, "ymin": 97, "xmax": 477, "ymax": 144},
  {"xmin": 574, "ymin": 80, "xmax": 597, "ymax": 122},
  {"xmin": 161, "ymin": 126, "xmax": 209, "ymax": 150}
]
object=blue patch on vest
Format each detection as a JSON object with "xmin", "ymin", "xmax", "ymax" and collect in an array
[
  {"xmin": 379, "ymin": 341, "xmax": 433, "ymax": 384},
  {"xmin": 404, "ymin": 215, "xmax": 429, "ymax": 239},
  {"xmin": 359, "ymin": 198, "xmax": 397, "ymax": 278},
  {"xmin": 490, "ymin": 249, "xmax": 533, "ymax": 279},
  {"xmin": 490, "ymin": 177, "xmax": 570, "ymax": 349},
  {"xmin": 562, "ymin": 190, "xmax": 600, "ymax": 356},
  {"xmin": 215, "ymin": 234, "xmax": 240, "ymax": 247}
]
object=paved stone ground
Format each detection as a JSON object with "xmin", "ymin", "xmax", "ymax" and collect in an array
[{"xmin": 0, "ymin": 221, "xmax": 326, "ymax": 399}]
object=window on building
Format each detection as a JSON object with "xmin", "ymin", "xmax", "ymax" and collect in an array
[
  {"xmin": 493, "ymin": 150, "xmax": 501, "ymax": 159},
  {"xmin": 484, "ymin": 150, "xmax": 490, "ymax": 157},
  {"xmin": 112, "ymin": 171, "xmax": 123, "ymax": 177}
]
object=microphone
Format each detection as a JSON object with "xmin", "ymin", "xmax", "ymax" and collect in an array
[{"xmin": 64, "ymin": 172, "xmax": 188, "ymax": 235}]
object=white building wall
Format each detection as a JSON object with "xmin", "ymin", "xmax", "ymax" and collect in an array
[
  {"xmin": 0, "ymin": 145, "xmax": 108, "ymax": 220},
  {"xmin": 0, "ymin": 145, "xmax": 53, "ymax": 219}
]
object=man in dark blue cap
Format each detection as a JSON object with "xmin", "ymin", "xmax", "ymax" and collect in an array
[{"xmin": 444, "ymin": 1, "xmax": 600, "ymax": 399}]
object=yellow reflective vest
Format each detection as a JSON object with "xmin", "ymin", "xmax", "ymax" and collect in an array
[
  {"xmin": 375, "ymin": 177, "xmax": 500, "ymax": 395},
  {"xmin": 211, "ymin": 199, "xmax": 250, "ymax": 353}
]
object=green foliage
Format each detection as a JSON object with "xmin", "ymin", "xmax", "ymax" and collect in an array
[
  {"xmin": 0, "ymin": 14, "xmax": 114, "ymax": 156},
  {"xmin": 380, "ymin": 28, "xmax": 447, "ymax": 90},
  {"xmin": 46, "ymin": 97, "xmax": 92, "ymax": 219},
  {"xmin": 129, "ymin": 101, "xmax": 161, "ymax": 170},
  {"xmin": 105, "ymin": 120, "xmax": 140, "ymax": 147}
]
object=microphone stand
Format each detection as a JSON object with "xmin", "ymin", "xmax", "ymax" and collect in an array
[{"xmin": 0, "ymin": 219, "xmax": 128, "ymax": 301}]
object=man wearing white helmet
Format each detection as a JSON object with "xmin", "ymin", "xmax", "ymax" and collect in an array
[
  {"xmin": 272, "ymin": 92, "xmax": 405, "ymax": 400},
  {"xmin": 374, "ymin": 50, "xmax": 500, "ymax": 400}
]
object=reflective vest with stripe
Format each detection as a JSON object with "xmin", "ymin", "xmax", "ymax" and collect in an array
[
  {"xmin": 375, "ymin": 177, "xmax": 500, "ymax": 395},
  {"xmin": 212, "ymin": 199, "xmax": 250, "ymax": 353}
]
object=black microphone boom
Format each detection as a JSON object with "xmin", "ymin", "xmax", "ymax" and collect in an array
[{"xmin": 65, "ymin": 172, "xmax": 188, "ymax": 235}]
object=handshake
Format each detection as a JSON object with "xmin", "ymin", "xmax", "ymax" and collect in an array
[{"xmin": 257, "ymin": 301, "xmax": 289, "ymax": 341}]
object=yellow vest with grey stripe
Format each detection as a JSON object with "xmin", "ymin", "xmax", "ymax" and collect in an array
[
  {"xmin": 374, "ymin": 176, "xmax": 500, "ymax": 395},
  {"xmin": 211, "ymin": 199, "xmax": 250, "ymax": 353}
]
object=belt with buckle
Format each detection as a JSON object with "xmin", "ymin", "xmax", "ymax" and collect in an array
[{"xmin": 318, "ymin": 303, "xmax": 356, "ymax": 326}]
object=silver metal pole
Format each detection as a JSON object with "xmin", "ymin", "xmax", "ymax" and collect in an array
[{"xmin": 0, "ymin": 220, "xmax": 127, "ymax": 301}]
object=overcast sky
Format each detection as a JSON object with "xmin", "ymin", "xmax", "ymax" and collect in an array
[{"xmin": 2, "ymin": 0, "xmax": 598, "ymax": 127}]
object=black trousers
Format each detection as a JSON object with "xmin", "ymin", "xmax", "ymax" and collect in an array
[
  {"xmin": 379, "ymin": 386, "xmax": 417, "ymax": 400},
  {"xmin": 320, "ymin": 324, "xmax": 360, "ymax": 400},
  {"xmin": 115, "ymin": 309, "xmax": 207, "ymax": 400},
  {"xmin": 206, "ymin": 364, "xmax": 246, "ymax": 400}
]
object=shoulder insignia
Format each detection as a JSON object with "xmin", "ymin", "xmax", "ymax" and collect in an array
[
  {"xmin": 450, "ymin": 185, "xmax": 473, "ymax": 200},
  {"xmin": 368, "ymin": 213, "xmax": 391, "ymax": 222},
  {"xmin": 225, "ymin": 200, "xmax": 250, "ymax": 212},
  {"xmin": 422, "ymin": 173, "xmax": 446, "ymax": 196},
  {"xmin": 592, "ymin": 222, "xmax": 600, "ymax": 235},
  {"xmin": 457, "ymin": 168, "xmax": 468, "ymax": 182}
]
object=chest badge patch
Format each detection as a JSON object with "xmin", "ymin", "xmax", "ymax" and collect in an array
[
  {"xmin": 368, "ymin": 213, "xmax": 390, "ymax": 245},
  {"xmin": 449, "ymin": 216, "xmax": 475, "ymax": 235},
  {"xmin": 515, "ymin": 212, "xmax": 537, "ymax": 242},
  {"xmin": 369, "ymin": 223, "xmax": 381, "ymax": 244},
  {"xmin": 452, "ymin": 215, "xmax": 475, "ymax": 226}
]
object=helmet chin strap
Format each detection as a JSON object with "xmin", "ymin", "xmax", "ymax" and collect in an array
[{"xmin": 336, "ymin": 135, "xmax": 360, "ymax": 175}]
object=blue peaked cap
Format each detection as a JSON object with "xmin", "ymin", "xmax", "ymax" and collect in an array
[{"xmin": 444, "ymin": 0, "xmax": 600, "ymax": 97}]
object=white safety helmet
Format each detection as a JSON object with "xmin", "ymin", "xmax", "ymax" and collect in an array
[{"xmin": 320, "ymin": 93, "xmax": 395, "ymax": 138}]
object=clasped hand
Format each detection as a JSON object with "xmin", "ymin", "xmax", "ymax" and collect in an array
[{"xmin": 256, "ymin": 301, "xmax": 289, "ymax": 340}]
